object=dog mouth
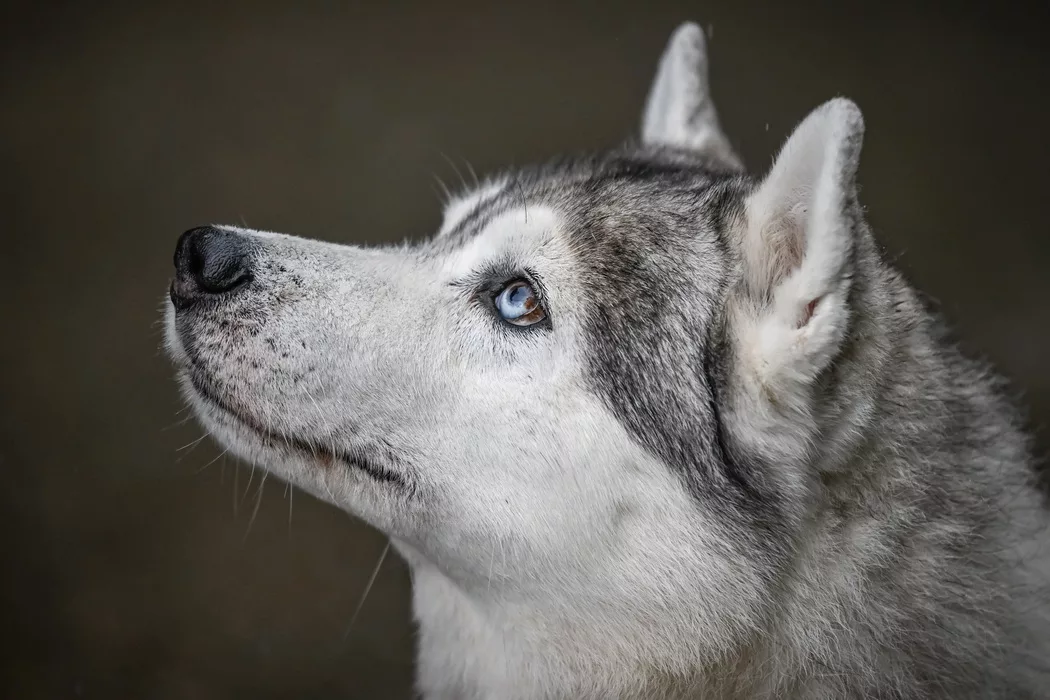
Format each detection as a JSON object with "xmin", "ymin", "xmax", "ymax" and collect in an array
[{"xmin": 184, "ymin": 367, "xmax": 408, "ymax": 488}]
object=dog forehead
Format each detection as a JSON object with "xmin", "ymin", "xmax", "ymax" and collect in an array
[
  {"xmin": 429, "ymin": 152, "xmax": 747, "ymax": 283},
  {"xmin": 441, "ymin": 204, "xmax": 560, "ymax": 279},
  {"xmin": 437, "ymin": 177, "xmax": 509, "ymax": 239}
]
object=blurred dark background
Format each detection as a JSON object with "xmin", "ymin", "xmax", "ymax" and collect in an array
[{"xmin": 2, "ymin": 0, "xmax": 1048, "ymax": 697}]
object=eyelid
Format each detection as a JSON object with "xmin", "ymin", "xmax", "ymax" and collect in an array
[
  {"xmin": 451, "ymin": 264, "xmax": 552, "ymax": 330},
  {"xmin": 516, "ymin": 268, "xmax": 548, "ymax": 306}
]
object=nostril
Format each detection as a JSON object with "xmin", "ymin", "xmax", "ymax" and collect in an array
[
  {"xmin": 196, "ymin": 238, "xmax": 251, "ymax": 293},
  {"xmin": 187, "ymin": 237, "xmax": 205, "ymax": 278},
  {"xmin": 172, "ymin": 226, "xmax": 254, "ymax": 304}
]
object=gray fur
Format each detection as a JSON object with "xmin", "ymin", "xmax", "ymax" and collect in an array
[{"xmin": 165, "ymin": 22, "xmax": 1050, "ymax": 699}]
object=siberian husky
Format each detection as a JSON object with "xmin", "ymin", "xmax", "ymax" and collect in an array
[{"xmin": 165, "ymin": 22, "xmax": 1050, "ymax": 699}]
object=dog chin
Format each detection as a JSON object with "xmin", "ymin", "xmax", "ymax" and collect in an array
[
  {"xmin": 180, "ymin": 379, "xmax": 340, "ymax": 496},
  {"xmin": 177, "ymin": 366, "xmax": 410, "ymax": 494}
]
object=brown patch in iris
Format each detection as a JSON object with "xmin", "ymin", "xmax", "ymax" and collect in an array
[{"xmin": 512, "ymin": 290, "xmax": 546, "ymax": 325}]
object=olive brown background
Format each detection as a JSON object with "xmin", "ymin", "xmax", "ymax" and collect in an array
[{"xmin": 2, "ymin": 1, "xmax": 1048, "ymax": 698}]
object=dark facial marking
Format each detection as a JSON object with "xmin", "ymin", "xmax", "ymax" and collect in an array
[{"xmin": 539, "ymin": 152, "xmax": 790, "ymax": 559}]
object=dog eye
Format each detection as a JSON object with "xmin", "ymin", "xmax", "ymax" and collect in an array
[{"xmin": 494, "ymin": 280, "xmax": 546, "ymax": 327}]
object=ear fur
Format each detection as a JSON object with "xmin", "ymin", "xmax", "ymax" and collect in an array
[
  {"xmin": 641, "ymin": 22, "xmax": 743, "ymax": 171},
  {"xmin": 732, "ymin": 98, "xmax": 865, "ymax": 400}
]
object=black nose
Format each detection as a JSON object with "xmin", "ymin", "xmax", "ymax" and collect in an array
[{"xmin": 171, "ymin": 226, "xmax": 253, "ymax": 309}]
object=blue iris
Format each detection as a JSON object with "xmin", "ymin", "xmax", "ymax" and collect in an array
[{"xmin": 495, "ymin": 281, "xmax": 538, "ymax": 322}]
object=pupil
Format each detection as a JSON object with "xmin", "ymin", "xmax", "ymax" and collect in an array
[{"xmin": 510, "ymin": 285, "xmax": 529, "ymax": 305}]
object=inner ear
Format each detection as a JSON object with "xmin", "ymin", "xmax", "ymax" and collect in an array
[
  {"xmin": 742, "ymin": 98, "xmax": 865, "ymax": 313},
  {"xmin": 755, "ymin": 199, "xmax": 810, "ymax": 294},
  {"xmin": 797, "ymin": 297, "xmax": 820, "ymax": 329}
]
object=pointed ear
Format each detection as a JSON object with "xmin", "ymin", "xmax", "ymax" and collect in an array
[
  {"xmin": 641, "ymin": 22, "xmax": 743, "ymax": 171},
  {"xmin": 733, "ymin": 98, "xmax": 865, "ymax": 391}
]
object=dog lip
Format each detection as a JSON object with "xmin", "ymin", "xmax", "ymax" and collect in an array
[{"xmin": 185, "ymin": 369, "xmax": 407, "ymax": 487}]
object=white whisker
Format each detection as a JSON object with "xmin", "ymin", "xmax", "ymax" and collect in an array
[
  {"xmin": 342, "ymin": 540, "xmax": 390, "ymax": 641},
  {"xmin": 193, "ymin": 447, "xmax": 229, "ymax": 475},
  {"xmin": 286, "ymin": 483, "xmax": 294, "ymax": 531},
  {"xmin": 244, "ymin": 472, "xmax": 268, "ymax": 541},
  {"xmin": 174, "ymin": 432, "xmax": 212, "ymax": 464},
  {"xmin": 244, "ymin": 459, "xmax": 256, "ymax": 501},
  {"xmin": 463, "ymin": 158, "xmax": 480, "ymax": 188},
  {"xmin": 161, "ymin": 416, "xmax": 192, "ymax": 431},
  {"xmin": 440, "ymin": 151, "xmax": 468, "ymax": 193}
]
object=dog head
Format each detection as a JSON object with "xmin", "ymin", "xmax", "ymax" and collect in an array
[{"xmin": 166, "ymin": 22, "xmax": 867, "ymax": 671}]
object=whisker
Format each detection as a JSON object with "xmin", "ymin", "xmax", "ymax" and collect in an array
[
  {"xmin": 429, "ymin": 183, "xmax": 447, "ymax": 208},
  {"xmin": 244, "ymin": 472, "xmax": 269, "ymax": 541},
  {"xmin": 342, "ymin": 540, "xmax": 391, "ymax": 641},
  {"xmin": 244, "ymin": 459, "xmax": 256, "ymax": 501},
  {"xmin": 319, "ymin": 469, "xmax": 338, "ymax": 503},
  {"xmin": 305, "ymin": 391, "xmax": 331, "ymax": 437},
  {"xmin": 285, "ymin": 483, "xmax": 294, "ymax": 531},
  {"xmin": 440, "ymin": 151, "xmax": 468, "ymax": 192},
  {"xmin": 193, "ymin": 447, "xmax": 230, "ymax": 475},
  {"xmin": 174, "ymin": 432, "xmax": 211, "ymax": 462},
  {"xmin": 175, "ymin": 433, "xmax": 210, "ymax": 452},
  {"xmin": 462, "ymin": 158, "xmax": 480, "ymax": 188},
  {"xmin": 305, "ymin": 390, "xmax": 342, "ymax": 473},
  {"xmin": 161, "ymin": 414, "xmax": 194, "ymax": 432},
  {"xmin": 432, "ymin": 174, "xmax": 452, "ymax": 206},
  {"xmin": 514, "ymin": 177, "xmax": 529, "ymax": 224}
]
